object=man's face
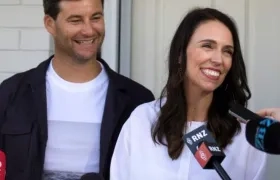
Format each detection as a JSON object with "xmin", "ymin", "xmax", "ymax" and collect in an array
[{"xmin": 45, "ymin": 0, "xmax": 105, "ymax": 64}]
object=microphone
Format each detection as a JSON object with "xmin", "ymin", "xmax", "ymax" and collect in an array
[
  {"xmin": 228, "ymin": 102, "xmax": 262, "ymax": 123},
  {"xmin": 0, "ymin": 151, "xmax": 5, "ymax": 180},
  {"xmin": 80, "ymin": 173, "xmax": 104, "ymax": 180},
  {"xmin": 228, "ymin": 103, "xmax": 280, "ymax": 154},
  {"xmin": 183, "ymin": 125, "xmax": 231, "ymax": 180},
  {"xmin": 246, "ymin": 118, "xmax": 280, "ymax": 154}
]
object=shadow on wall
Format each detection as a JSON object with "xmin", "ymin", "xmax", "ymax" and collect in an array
[{"xmin": 49, "ymin": 35, "xmax": 54, "ymax": 56}]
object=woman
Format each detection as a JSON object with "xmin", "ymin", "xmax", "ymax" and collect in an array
[{"xmin": 110, "ymin": 7, "xmax": 267, "ymax": 180}]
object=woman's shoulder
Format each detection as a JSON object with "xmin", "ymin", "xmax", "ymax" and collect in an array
[
  {"xmin": 118, "ymin": 99, "xmax": 164, "ymax": 142},
  {"xmin": 128, "ymin": 98, "xmax": 164, "ymax": 125}
]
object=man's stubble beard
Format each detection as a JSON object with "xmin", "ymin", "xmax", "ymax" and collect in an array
[
  {"xmin": 72, "ymin": 37, "xmax": 104, "ymax": 64},
  {"xmin": 62, "ymin": 42, "xmax": 103, "ymax": 65}
]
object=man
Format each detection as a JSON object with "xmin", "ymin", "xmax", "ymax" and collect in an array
[{"xmin": 0, "ymin": 0, "xmax": 154, "ymax": 179}]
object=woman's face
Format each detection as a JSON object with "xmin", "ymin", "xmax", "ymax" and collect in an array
[{"xmin": 186, "ymin": 20, "xmax": 234, "ymax": 93}]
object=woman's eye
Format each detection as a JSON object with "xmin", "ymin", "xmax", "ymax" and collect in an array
[{"xmin": 202, "ymin": 44, "xmax": 212, "ymax": 49}]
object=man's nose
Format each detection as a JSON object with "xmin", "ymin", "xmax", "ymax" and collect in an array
[{"xmin": 81, "ymin": 22, "xmax": 95, "ymax": 36}]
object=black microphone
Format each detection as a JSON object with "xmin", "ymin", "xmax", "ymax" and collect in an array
[
  {"xmin": 228, "ymin": 102, "xmax": 262, "ymax": 123},
  {"xmin": 80, "ymin": 173, "xmax": 104, "ymax": 180},
  {"xmin": 228, "ymin": 103, "xmax": 280, "ymax": 154},
  {"xmin": 183, "ymin": 125, "xmax": 231, "ymax": 180},
  {"xmin": 246, "ymin": 118, "xmax": 280, "ymax": 154}
]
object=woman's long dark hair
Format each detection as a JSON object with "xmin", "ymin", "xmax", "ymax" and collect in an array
[{"xmin": 152, "ymin": 7, "xmax": 251, "ymax": 160}]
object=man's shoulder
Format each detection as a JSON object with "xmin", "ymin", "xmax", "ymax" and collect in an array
[
  {"xmin": 0, "ymin": 58, "xmax": 50, "ymax": 90},
  {"xmin": 1, "ymin": 65, "xmax": 38, "ymax": 86},
  {"xmin": 0, "ymin": 69, "xmax": 37, "ymax": 112},
  {"xmin": 112, "ymin": 73, "xmax": 155, "ymax": 102},
  {"xmin": 116, "ymin": 73, "xmax": 149, "ymax": 91},
  {"xmin": 0, "ymin": 68, "xmax": 35, "ymax": 90}
]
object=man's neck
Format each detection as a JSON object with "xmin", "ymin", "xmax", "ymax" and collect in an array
[{"xmin": 52, "ymin": 54, "xmax": 102, "ymax": 83}]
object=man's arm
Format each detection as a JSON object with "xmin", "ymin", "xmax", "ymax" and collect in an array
[
  {"xmin": 0, "ymin": 80, "xmax": 12, "ymax": 149},
  {"xmin": 0, "ymin": 80, "xmax": 11, "ymax": 123}
]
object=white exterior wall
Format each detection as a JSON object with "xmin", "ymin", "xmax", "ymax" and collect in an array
[{"xmin": 0, "ymin": 0, "xmax": 50, "ymax": 82}]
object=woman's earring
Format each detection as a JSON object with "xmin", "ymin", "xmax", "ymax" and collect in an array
[{"xmin": 178, "ymin": 67, "xmax": 183, "ymax": 78}]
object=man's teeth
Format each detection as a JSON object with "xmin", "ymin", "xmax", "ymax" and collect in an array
[
  {"xmin": 202, "ymin": 69, "xmax": 220, "ymax": 77},
  {"xmin": 77, "ymin": 40, "xmax": 94, "ymax": 44}
]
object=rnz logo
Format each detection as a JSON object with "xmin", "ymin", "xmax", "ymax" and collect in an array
[
  {"xmin": 191, "ymin": 130, "xmax": 208, "ymax": 142},
  {"xmin": 186, "ymin": 138, "xmax": 193, "ymax": 145}
]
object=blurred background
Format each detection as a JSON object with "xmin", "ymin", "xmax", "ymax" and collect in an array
[{"xmin": 0, "ymin": 0, "xmax": 279, "ymax": 179}]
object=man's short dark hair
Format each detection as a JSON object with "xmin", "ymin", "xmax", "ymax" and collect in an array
[{"xmin": 43, "ymin": 0, "xmax": 104, "ymax": 20}]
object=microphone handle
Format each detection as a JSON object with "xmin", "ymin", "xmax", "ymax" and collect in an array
[{"xmin": 212, "ymin": 160, "xmax": 231, "ymax": 180}]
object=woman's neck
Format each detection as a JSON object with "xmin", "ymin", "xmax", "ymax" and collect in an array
[{"xmin": 185, "ymin": 86, "xmax": 213, "ymax": 122}]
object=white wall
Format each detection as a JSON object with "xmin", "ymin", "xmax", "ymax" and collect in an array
[
  {"xmin": 248, "ymin": 0, "xmax": 280, "ymax": 111},
  {"xmin": 0, "ymin": 0, "xmax": 119, "ymax": 84},
  {"xmin": 131, "ymin": 0, "xmax": 280, "ymax": 179},
  {"xmin": 0, "ymin": 0, "xmax": 51, "ymax": 83}
]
